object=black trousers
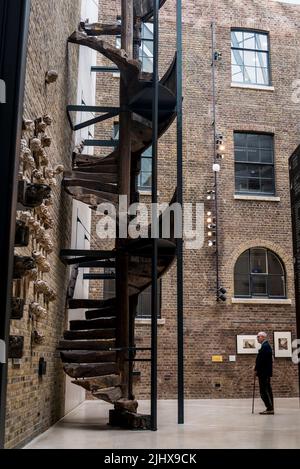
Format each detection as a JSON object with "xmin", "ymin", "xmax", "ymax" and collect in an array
[{"xmin": 258, "ymin": 375, "xmax": 274, "ymax": 411}]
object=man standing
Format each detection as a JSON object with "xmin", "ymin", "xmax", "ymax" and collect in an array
[{"xmin": 255, "ymin": 332, "xmax": 274, "ymax": 415}]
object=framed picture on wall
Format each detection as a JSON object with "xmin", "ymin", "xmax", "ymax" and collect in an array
[
  {"xmin": 274, "ymin": 332, "xmax": 292, "ymax": 358},
  {"xmin": 237, "ymin": 335, "xmax": 261, "ymax": 355}
]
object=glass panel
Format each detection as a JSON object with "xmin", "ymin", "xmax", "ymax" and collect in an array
[
  {"xmin": 137, "ymin": 281, "xmax": 161, "ymax": 318},
  {"xmin": 247, "ymin": 134, "xmax": 259, "ymax": 148},
  {"xmin": 140, "ymin": 172, "xmax": 152, "ymax": 188},
  {"xmin": 142, "ymin": 57, "xmax": 153, "ymax": 73},
  {"xmin": 268, "ymin": 251, "xmax": 284, "ymax": 275},
  {"xmin": 235, "ymin": 251, "xmax": 249, "ymax": 274},
  {"xmin": 251, "ymin": 275, "xmax": 268, "ymax": 296},
  {"xmin": 248, "ymin": 178, "xmax": 260, "ymax": 191},
  {"xmin": 256, "ymin": 67, "xmax": 269, "ymax": 85},
  {"xmin": 142, "ymin": 40, "xmax": 154, "ymax": 57},
  {"xmin": 142, "ymin": 23, "xmax": 154, "ymax": 40},
  {"xmin": 248, "ymin": 165, "xmax": 260, "ymax": 178},
  {"xmin": 259, "ymin": 135, "xmax": 273, "ymax": 148},
  {"xmin": 248, "ymin": 149, "xmax": 260, "ymax": 162},
  {"xmin": 235, "ymin": 178, "xmax": 248, "ymax": 192},
  {"xmin": 244, "ymin": 32, "xmax": 256, "ymax": 49},
  {"xmin": 235, "ymin": 149, "xmax": 247, "ymax": 161},
  {"xmin": 256, "ymin": 33, "xmax": 269, "ymax": 51},
  {"xmin": 250, "ymin": 248, "xmax": 267, "ymax": 273},
  {"xmin": 261, "ymin": 179, "xmax": 274, "ymax": 194},
  {"xmin": 235, "ymin": 163, "xmax": 248, "ymax": 177},
  {"xmin": 234, "ymin": 133, "xmax": 247, "ymax": 147},
  {"xmin": 268, "ymin": 276, "xmax": 285, "ymax": 298},
  {"xmin": 235, "ymin": 274, "xmax": 250, "ymax": 297},
  {"xmin": 244, "ymin": 66, "xmax": 256, "ymax": 83},
  {"xmin": 261, "ymin": 149, "xmax": 273, "ymax": 163},
  {"xmin": 256, "ymin": 51, "xmax": 268, "ymax": 67},
  {"xmin": 244, "ymin": 50, "xmax": 256, "ymax": 66},
  {"xmin": 141, "ymin": 157, "xmax": 152, "ymax": 173},
  {"xmin": 231, "ymin": 31, "xmax": 244, "ymax": 48},
  {"xmin": 261, "ymin": 166, "xmax": 274, "ymax": 178}
]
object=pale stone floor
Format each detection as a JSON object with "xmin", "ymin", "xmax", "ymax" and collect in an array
[{"xmin": 25, "ymin": 398, "xmax": 300, "ymax": 449}]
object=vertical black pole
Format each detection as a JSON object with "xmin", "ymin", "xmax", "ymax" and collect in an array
[
  {"xmin": 0, "ymin": 0, "xmax": 31, "ymax": 449},
  {"xmin": 176, "ymin": 0, "xmax": 184, "ymax": 425},
  {"xmin": 151, "ymin": 0, "xmax": 159, "ymax": 432},
  {"xmin": 211, "ymin": 22, "xmax": 220, "ymax": 298}
]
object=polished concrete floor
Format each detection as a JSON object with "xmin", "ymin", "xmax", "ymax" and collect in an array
[{"xmin": 25, "ymin": 398, "xmax": 300, "ymax": 449}]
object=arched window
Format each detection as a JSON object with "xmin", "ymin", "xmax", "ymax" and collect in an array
[{"xmin": 234, "ymin": 248, "xmax": 286, "ymax": 298}]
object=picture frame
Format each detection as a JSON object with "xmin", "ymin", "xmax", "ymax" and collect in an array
[
  {"xmin": 274, "ymin": 331, "xmax": 292, "ymax": 358},
  {"xmin": 236, "ymin": 335, "xmax": 261, "ymax": 355}
]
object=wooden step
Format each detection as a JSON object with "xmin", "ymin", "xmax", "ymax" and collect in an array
[
  {"xmin": 85, "ymin": 308, "xmax": 116, "ymax": 320},
  {"xmin": 60, "ymin": 350, "xmax": 116, "ymax": 364},
  {"xmin": 64, "ymin": 329, "xmax": 115, "ymax": 340},
  {"xmin": 69, "ymin": 317, "xmax": 115, "ymax": 331},
  {"xmin": 93, "ymin": 386, "xmax": 122, "ymax": 404},
  {"xmin": 72, "ymin": 375, "xmax": 121, "ymax": 392},
  {"xmin": 63, "ymin": 362, "xmax": 117, "ymax": 379},
  {"xmin": 68, "ymin": 298, "xmax": 116, "ymax": 309},
  {"xmin": 58, "ymin": 339, "xmax": 115, "ymax": 351}
]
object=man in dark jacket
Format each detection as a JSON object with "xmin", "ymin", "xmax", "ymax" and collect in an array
[{"xmin": 255, "ymin": 332, "xmax": 274, "ymax": 415}]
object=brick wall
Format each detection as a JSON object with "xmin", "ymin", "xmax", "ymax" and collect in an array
[
  {"xmin": 91, "ymin": 0, "xmax": 300, "ymax": 401},
  {"xmin": 5, "ymin": 0, "xmax": 81, "ymax": 448}
]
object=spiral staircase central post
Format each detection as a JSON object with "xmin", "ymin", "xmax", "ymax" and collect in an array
[{"xmin": 116, "ymin": 0, "xmax": 134, "ymax": 399}]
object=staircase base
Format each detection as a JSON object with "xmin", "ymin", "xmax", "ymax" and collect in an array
[{"xmin": 109, "ymin": 409, "xmax": 151, "ymax": 430}]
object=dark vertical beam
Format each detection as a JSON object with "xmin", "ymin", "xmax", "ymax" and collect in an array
[
  {"xmin": 116, "ymin": 0, "xmax": 134, "ymax": 399},
  {"xmin": 0, "ymin": 0, "xmax": 31, "ymax": 448},
  {"xmin": 289, "ymin": 151, "xmax": 300, "ymax": 405},
  {"xmin": 151, "ymin": 0, "xmax": 159, "ymax": 432},
  {"xmin": 211, "ymin": 22, "xmax": 220, "ymax": 297},
  {"xmin": 176, "ymin": 0, "xmax": 184, "ymax": 425}
]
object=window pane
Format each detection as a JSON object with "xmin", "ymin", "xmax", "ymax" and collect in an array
[
  {"xmin": 235, "ymin": 163, "xmax": 248, "ymax": 177},
  {"xmin": 235, "ymin": 178, "xmax": 248, "ymax": 192},
  {"xmin": 256, "ymin": 51, "xmax": 268, "ymax": 67},
  {"xmin": 234, "ymin": 133, "xmax": 247, "ymax": 147},
  {"xmin": 261, "ymin": 179, "xmax": 274, "ymax": 194},
  {"xmin": 142, "ymin": 57, "xmax": 153, "ymax": 73},
  {"xmin": 252, "ymin": 275, "xmax": 268, "ymax": 296},
  {"xmin": 248, "ymin": 165, "xmax": 260, "ymax": 178},
  {"xmin": 231, "ymin": 31, "xmax": 243, "ymax": 48},
  {"xmin": 268, "ymin": 276, "xmax": 285, "ymax": 297},
  {"xmin": 140, "ymin": 172, "xmax": 152, "ymax": 188},
  {"xmin": 235, "ymin": 274, "xmax": 250, "ymax": 296},
  {"xmin": 244, "ymin": 50, "xmax": 256, "ymax": 66},
  {"xmin": 244, "ymin": 32, "xmax": 256, "ymax": 49},
  {"xmin": 247, "ymin": 134, "xmax": 259, "ymax": 148},
  {"xmin": 259, "ymin": 135, "xmax": 273, "ymax": 148},
  {"xmin": 232, "ymin": 65, "xmax": 244, "ymax": 83},
  {"xmin": 261, "ymin": 166, "xmax": 274, "ymax": 179},
  {"xmin": 244, "ymin": 66, "xmax": 256, "ymax": 83},
  {"xmin": 141, "ymin": 157, "xmax": 152, "ymax": 173},
  {"xmin": 268, "ymin": 251, "xmax": 284, "ymax": 275},
  {"xmin": 261, "ymin": 149, "xmax": 273, "ymax": 163},
  {"xmin": 235, "ymin": 251, "xmax": 249, "ymax": 274},
  {"xmin": 235, "ymin": 149, "xmax": 247, "ymax": 161},
  {"xmin": 248, "ymin": 178, "xmax": 260, "ymax": 192},
  {"xmin": 250, "ymin": 248, "xmax": 267, "ymax": 273},
  {"xmin": 256, "ymin": 34, "xmax": 269, "ymax": 51},
  {"xmin": 248, "ymin": 149, "xmax": 260, "ymax": 162},
  {"xmin": 256, "ymin": 67, "xmax": 269, "ymax": 85}
]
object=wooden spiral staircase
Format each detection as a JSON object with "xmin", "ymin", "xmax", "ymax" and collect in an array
[{"xmin": 58, "ymin": 0, "xmax": 178, "ymax": 429}]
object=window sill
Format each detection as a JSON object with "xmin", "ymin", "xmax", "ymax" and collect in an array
[
  {"xmin": 135, "ymin": 318, "xmax": 166, "ymax": 325},
  {"xmin": 234, "ymin": 195, "xmax": 280, "ymax": 202},
  {"xmin": 231, "ymin": 83, "xmax": 275, "ymax": 91},
  {"xmin": 231, "ymin": 298, "xmax": 292, "ymax": 305},
  {"xmin": 138, "ymin": 190, "xmax": 160, "ymax": 196},
  {"xmin": 113, "ymin": 72, "xmax": 120, "ymax": 78}
]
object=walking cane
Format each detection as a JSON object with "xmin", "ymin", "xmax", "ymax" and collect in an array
[{"xmin": 252, "ymin": 374, "xmax": 256, "ymax": 414}]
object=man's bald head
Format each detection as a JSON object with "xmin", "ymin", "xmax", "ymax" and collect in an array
[{"xmin": 257, "ymin": 332, "xmax": 267, "ymax": 344}]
